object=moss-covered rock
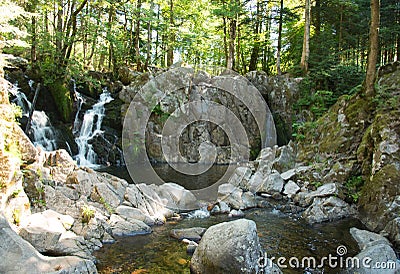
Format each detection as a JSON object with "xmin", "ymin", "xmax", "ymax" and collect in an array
[
  {"xmin": 359, "ymin": 164, "xmax": 400, "ymax": 231},
  {"xmin": 48, "ymin": 79, "xmax": 73, "ymax": 122},
  {"xmin": 297, "ymin": 62, "xmax": 400, "ymax": 237}
]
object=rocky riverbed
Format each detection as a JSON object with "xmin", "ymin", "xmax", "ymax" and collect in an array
[{"xmin": 1, "ymin": 63, "xmax": 400, "ymax": 273}]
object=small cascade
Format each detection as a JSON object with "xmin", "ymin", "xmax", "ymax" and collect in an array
[
  {"xmin": 72, "ymin": 80, "xmax": 85, "ymax": 135},
  {"xmin": 30, "ymin": 111, "xmax": 57, "ymax": 151},
  {"xmin": 9, "ymin": 82, "xmax": 57, "ymax": 151},
  {"xmin": 74, "ymin": 89, "xmax": 114, "ymax": 167}
]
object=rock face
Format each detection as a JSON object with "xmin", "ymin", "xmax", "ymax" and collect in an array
[
  {"xmin": 296, "ymin": 61, "xmax": 400, "ymax": 236},
  {"xmin": 190, "ymin": 219, "xmax": 265, "ymax": 274},
  {"xmin": 246, "ymin": 71, "xmax": 301, "ymax": 146},
  {"xmin": 0, "ymin": 215, "xmax": 97, "ymax": 274},
  {"xmin": 119, "ymin": 67, "xmax": 276, "ymax": 163}
]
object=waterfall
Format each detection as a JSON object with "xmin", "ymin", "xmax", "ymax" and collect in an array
[
  {"xmin": 30, "ymin": 111, "xmax": 57, "ymax": 151},
  {"xmin": 74, "ymin": 89, "xmax": 113, "ymax": 167},
  {"xmin": 9, "ymin": 82, "xmax": 57, "ymax": 151},
  {"xmin": 72, "ymin": 80, "xmax": 85, "ymax": 135}
]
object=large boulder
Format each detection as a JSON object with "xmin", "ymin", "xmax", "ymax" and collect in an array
[
  {"xmin": 348, "ymin": 228, "xmax": 399, "ymax": 274},
  {"xmin": 256, "ymin": 171, "xmax": 284, "ymax": 194},
  {"xmin": 217, "ymin": 183, "xmax": 256, "ymax": 210},
  {"xmin": 302, "ymin": 197, "xmax": 355, "ymax": 224},
  {"xmin": 170, "ymin": 227, "xmax": 206, "ymax": 242},
  {"xmin": 109, "ymin": 214, "xmax": 151, "ymax": 237},
  {"xmin": 0, "ymin": 215, "xmax": 97, "ymax": 274},
  {"xmin": 156, "ymin": 182, "xmax": 198, "ymax": 211},
  {"xmin": 190, "ymin": 219, "xmax": 281, "ymax": 274}
]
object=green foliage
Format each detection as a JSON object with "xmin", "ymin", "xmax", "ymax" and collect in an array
[
  {"xmin": 292, "ymin": 121, "xmax": 317, "ymax": 141},
  {"xmin": 373, "ymin": 84, "xmax": 400, "ymax": 110},
  {"xmin": 81, "ymin": 205, "xmax": 95, "ymax": 223},
  {"xmin": 152, "ymin": 104, "xmax": 170, "ymax": 124},
  {"xmin": 311, "ymin": 181, "xmax": 323, "ymax": 189},
  {"xmin": 0, "ymin": 179, "xmax": 6, "ymax": 191},
  {"xmin": 345, "ymin": 175, "xmax": 364, "ymax": 203},
  {"xmin": 0, "ymin": 1, "xmax": 29, "ymax": 50},
  {"xmin": 99, "ymin": 197, "xmax": 114, "ymax": 215},
  {"xmin": 11, "ymin": 189, "xmax": 21, "ymax": 198},
  {"xmin": 11, "ymin": 103, "xmax": 22, "ymax": 120},
  {"xmin": 12, "ymin": 209, "xmax": 20, "ymax": 225}
]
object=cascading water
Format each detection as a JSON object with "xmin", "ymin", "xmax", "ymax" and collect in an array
[
  {"xmin": 74, "ymin": 88, "xmax": 113, "ymax": 167},
  {"xmin": 9, "ymin": 82, "xmax": 57, "ymax": 151}
]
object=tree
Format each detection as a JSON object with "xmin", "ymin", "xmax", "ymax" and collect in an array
[
  {"xmin": 300, "ymin": 0, "xmax": 310, "ymax": 73},
  {"xmin": 276, "ymin": 0, "xmax": 284, "ymax": 75},
  {"xmin": 365, "ymin": 0, "xmax": 380, "ymax": 96}
]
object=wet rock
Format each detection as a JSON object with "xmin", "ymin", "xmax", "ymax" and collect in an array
[
  {"xmin": 190, "ymin": 219, "xmax": 276, "ymax": 274},
  {"xmin": 109, "ymin": 214, "xmax": 151, "ymax": 237},
  {"xmin": 302, "ymin": 196, "xmax": 355, "ymax": 224},
  {"xmin": 218, "ymin": 201, "xmax": 231, "ymax": 214},
  {"xmin": 246, "ymin": 72, "xmax": 301, "ymax": 145},
  {"xmin": 229, "ymin": 209, "xmax": 245, "ymax": 217},
  {"xmin": 210, "ymin": 204, "xmax": 220, "ymax": 214},
  {"xmin": 187, "ymin": 243, "xmax": 198, "ymax": 255},
  {"xmin": 170, "ymin": 227, "xmax": 206, "ymax": 242},
  {"xmin": 0, "ymin": 215, "xmax": 97, "ymax": 274}
]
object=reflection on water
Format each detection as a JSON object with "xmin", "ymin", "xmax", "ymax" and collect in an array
[
  {"xmin": 96, "ymin": 165, "xmax": 364, "ymax": 273},
  {"xmin": 99, "ymin": 164, "xmax": 228, "ymax": 190},
  {"xmin": 94, "ymin": 209, "xmax": 363, "ymax": 274}
]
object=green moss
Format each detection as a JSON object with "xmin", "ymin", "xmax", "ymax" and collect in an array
[
  {"xmin": 359, "ymin": 164, "xmax": 400, "ymax": 230},
  {"xmin": 49, "ymin": 79, "xmax": 73, "ymax": 122}
]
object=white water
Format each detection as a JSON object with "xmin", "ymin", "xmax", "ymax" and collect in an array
[
  {"xmin": 9, "ymin": 82, "xmax": 57, "ymax": 151},
  {"xmin": 74, "ymin": 89, "xmax": 113, "ymax": 167},
  {"xmin": 72, "ymin": 80, "xmax": 85, "ymax": 135}
]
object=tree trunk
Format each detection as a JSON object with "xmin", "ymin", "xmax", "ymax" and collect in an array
[
  {"xmin": 167, "ymin": 0, "xmax": 174, "ymax": 67},
  {"xmin": 365, "ymin": 0, "xmax": 380, "ymax": 96},
  {"xmin": 223, "ymin": 16, "xmax": 228, "ymax": 67},
  {"xmin": 276, "ymin": 0, "xmax": 284, "ymax": 75},
  {"xmin": 248, "ymin": 0, "xmax": 261, "ymax": 71},
  {"xmin": 236, "ymin": 14, "xmax": 241, "ymax": 72},
  {"xmin": 144, "ymin": 2, "xmax": 153, "ymax": 71},
  {"xmin": 300, "ymin": 0, "xmax": 310, "ymax": 74},
  {"xmin": 227, "ymin": 18, "xmax": 236, "ymax": 70},
  {"xmin": 135, "ymin": 0, "xmax": 142, "ymax": 71}
]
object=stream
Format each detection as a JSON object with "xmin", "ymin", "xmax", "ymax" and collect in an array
[{"xmin": 95, "ymin": 166, "xmax": 364, "ymax": 273}]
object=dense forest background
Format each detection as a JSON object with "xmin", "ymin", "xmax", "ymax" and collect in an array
[{"xmin": 0, "ymin": 0, "xmax": 399, "ymax": 122}]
